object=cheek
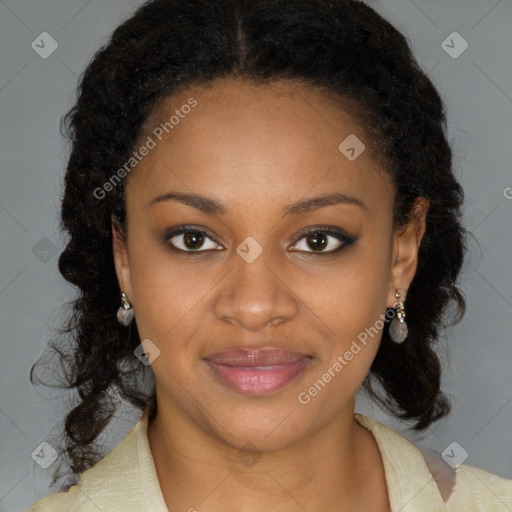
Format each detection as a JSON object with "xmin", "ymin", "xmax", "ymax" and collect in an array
[
  {"xmin": 127, "ymin": 243, "xmax": 213, "ymax": 351},
  {"xmin": 305, "ymin": 245, "xmax": 391, "ymax": 337},
  {"xmin": 300, "ymin": 278, "xmax": 387, "ymax": 413},
  {"xmin": 300, "ymin": 238, "xmax": 391, "ymax": 388}
]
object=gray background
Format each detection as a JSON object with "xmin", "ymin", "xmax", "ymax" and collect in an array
[{"xmin": 1, "ymin": 0, "xmax": 511, "ymax": 510}]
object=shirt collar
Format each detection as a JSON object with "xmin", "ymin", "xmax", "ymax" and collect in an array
[{"xmin": 355, "ymin": 412, "xmax": 448, "ymax": 511}]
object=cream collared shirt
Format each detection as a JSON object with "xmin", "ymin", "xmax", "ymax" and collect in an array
[{"xmin": 24, "ymin": 410, "xmax": 512, "ymax": 511}]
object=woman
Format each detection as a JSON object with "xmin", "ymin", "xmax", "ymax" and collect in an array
[{"xmin": 25, "ymin": 0, "xmax": 512, "ymax": 510}]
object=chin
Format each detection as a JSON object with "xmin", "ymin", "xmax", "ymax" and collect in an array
[{"xmin": 199, "ymin": 398, "xmax": 312, "ymax": 453}]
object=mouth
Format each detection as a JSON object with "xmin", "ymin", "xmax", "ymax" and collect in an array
[{"xmin": 203, "ymin": 348, "xmax": 314, "ymax": 396}]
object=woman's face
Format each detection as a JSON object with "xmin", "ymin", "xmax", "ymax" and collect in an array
[{"xmin": 113, "ymin": 78, "xmax": 426, "ymax": 450}]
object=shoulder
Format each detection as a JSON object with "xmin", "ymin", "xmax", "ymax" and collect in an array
[
  {"xmin": 23, "ymin": 410, "xmax": 166, "ymax": 512},
  {"xmin": 23, "ymin": 437, "xmax": 137, "ymax": 512},
  {"xmin": 354, "ymin": 412, "xmax": 512, "ymax": 510},
  {"xmin": 446, "ymin": 462, "xmax": 512, "ymax": 510},
  {"xmin": 418, "ymin": 444, "xmax": 512, "ymax": 508},
  {"xmin": 23, "ymin": 484, "xmax": 89, "ymax": 512}
]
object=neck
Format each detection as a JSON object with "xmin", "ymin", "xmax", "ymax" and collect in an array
[{"xmin": 147, "ymin": 394, "xmax": 389, "ymax": 512}]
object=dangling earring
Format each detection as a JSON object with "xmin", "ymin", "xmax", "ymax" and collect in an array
[
  {"xmin": 389, "ymin": 290, "xmax": 408, "ymax": 343},
  {"xmin": 117, "ymin": 292, "xmax": 134, "ymax": 326}
]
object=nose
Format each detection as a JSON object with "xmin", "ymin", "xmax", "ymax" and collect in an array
[{"xmin": 213, "ymin": 247, "xmax": 299, "ymax": 332}]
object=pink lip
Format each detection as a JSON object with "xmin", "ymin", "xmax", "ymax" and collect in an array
[{"xmin": 204, "ymin": 349, "xmax": 313, "ymax": 395}]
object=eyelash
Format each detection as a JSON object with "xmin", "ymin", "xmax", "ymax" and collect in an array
[{"xmin": 163, "ymin": 225, "xmax": 357, "ymax": 257}]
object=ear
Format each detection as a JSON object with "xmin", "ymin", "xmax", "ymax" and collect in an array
[
  {"xmin": 112, "ymin": 216, "xmax": 133, "ymax": 302},
  {"xmin": 386, "ymin": 197, "xmax": 429, "ymax": 308}
]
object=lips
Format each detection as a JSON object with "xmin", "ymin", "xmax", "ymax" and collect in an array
[
  {"xmin": 207, "ymin": 349, "xmax": 309, "ymax": 367},
  {"xmin": 204, "ymin": 348, "xmax": 313, "ymax": 395}
]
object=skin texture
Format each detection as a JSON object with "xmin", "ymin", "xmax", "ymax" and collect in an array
[{"xmin": 112, "ymin": 78, "xmax": 429, "ymax": 512}]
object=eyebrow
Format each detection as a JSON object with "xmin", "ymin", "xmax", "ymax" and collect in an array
[{"xmin": 148, "ymin": 191, "xmax": 367, "ymax": 216}]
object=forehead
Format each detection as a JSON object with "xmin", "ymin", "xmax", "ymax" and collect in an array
[{"xmin": 126, "ymin": 78, "xmax": 393, "ymax": 218}]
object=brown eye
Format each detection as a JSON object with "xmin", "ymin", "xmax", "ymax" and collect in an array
[
  {"xmin": 304, "ymin": 232, "xmax": 329, "ymax": 252},
  {"xmin": 290, "ymin": 228, "xmax": 356, "ymax": 255},
  {"xmin": 164, "ymin": 227, "xmax": 222, "ymax": 253},
  {"xmin": 183, "ymin": 231, "xmax": 205, "ymax": 250}
]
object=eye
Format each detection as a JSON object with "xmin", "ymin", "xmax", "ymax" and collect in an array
[
  {"xmin": 290, "ymin": 227, "xmax": 356, "ymax": 255},
  {"xmin": 164, "ymin": 226, "xmax": 223, "ymax": 253},
  {"xmin": 163, "ymin": 225, "xmax": 357, "ymax": 256}
]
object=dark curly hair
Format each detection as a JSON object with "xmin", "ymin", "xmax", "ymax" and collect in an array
[{"xmin": 30, "ymin": 0, "xmax": 467, "ymax": 492}]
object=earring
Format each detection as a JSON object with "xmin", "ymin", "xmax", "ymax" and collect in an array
[
  {"xmin": 117, "ymin": 292, "xmax": 134, "ymax": 326},
  {"xmin": 389, "ymin": 290, "xmax": 408, "ymax": 343}
]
